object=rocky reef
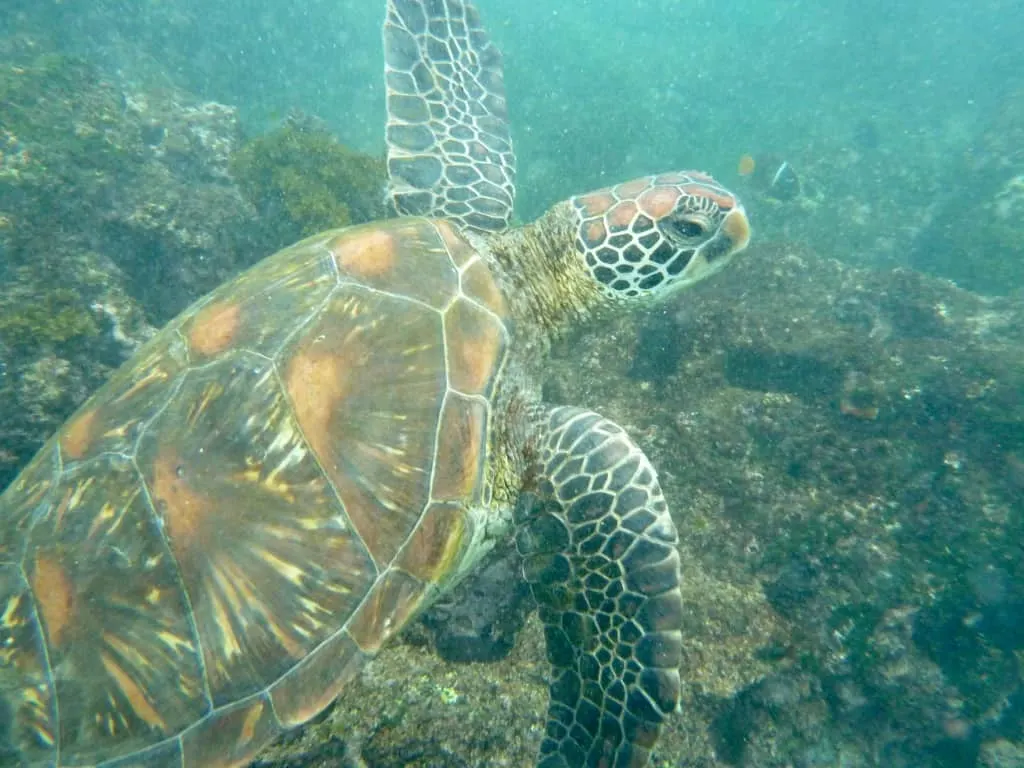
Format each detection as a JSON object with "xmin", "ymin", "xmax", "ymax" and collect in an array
[
  {"xmin": 250, "ymin": 234, "xmax": 1023, "ymax": 768},
  {"xmin": 908, "ymin": 86, "xmax": 1024, "ymax": 296},
  {"xmin": 1, "ymin": 20, "xmax": 1023, "ymax": 768},
  {"xmin": 229, "ymin": 116, "xmax": 386, "ymax": 241},
  {"xmin": 0, "ymin": 42, "xmax": 385, "ymax": 491},
  {"xmin": 553, "ymin": 242, "xmax": 1024, "ymax": 768},
  {"xmin": 734, "ymin": 86, "xmax": 1024, "ymax": 301}
]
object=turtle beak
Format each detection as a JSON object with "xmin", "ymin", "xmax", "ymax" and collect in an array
[
  {"xmin": 720, "ymin": 206, "xmax": 751, "ymax": 253},
  {"xmin": 697, "ymin": 206, "xmax": 751, "ymax": 264},
  {"xmin": 675, "ymin": 206, "xmax": 751, "ymax": 286}
]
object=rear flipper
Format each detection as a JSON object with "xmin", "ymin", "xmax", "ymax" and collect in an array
[{"xmin": 516, "ymin": 407, "xmax": 683, "ymax": 768}]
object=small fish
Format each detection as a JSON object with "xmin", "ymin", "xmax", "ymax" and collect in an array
[
  {"xmin": 768, "ymin": 161, "xmax": 800, "ymax": 201},
  {"xmin": 737, "ymin": 153, "xmax": 801, "ymax": 201}
]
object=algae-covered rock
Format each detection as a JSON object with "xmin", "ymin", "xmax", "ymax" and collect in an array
[
  {"xmin": 252, "ymin": 242, "xmax": 1024, "ymax": 768},
  {"xmin": 0, "ymin": 285, "xmax": 99, "ymax": 348},
  {"xmin": 0, "ymin": 46, "xmax": 247, "ymax": 485},
  {"xmin": 0, "ymin": 48, "xmax": 259, "ymax": 321},
  {"xmin": 908, "ymin": 85, "xmax": 1024, "ymax": 295},
  {"xmin": 230, "ymin": 117, "xmax": 386, "ymax": 242},
  {"xmin": 0, "ymin": 43, "xmax": 389, "ymax": 496},
  {"xmin": 0, "ymin": 252, "xmax": 150, "ymax": 490},
  {"xmin": 539, "ymin": 245, "xmax": 1024, "ymax": 767}
]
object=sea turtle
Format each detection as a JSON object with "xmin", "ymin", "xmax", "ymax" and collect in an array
[{"xmin": 0, "ymin": 0, "xmax": 750, "ymax": 766}]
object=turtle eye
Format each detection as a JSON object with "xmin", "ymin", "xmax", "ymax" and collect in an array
[{"xmin": 666, "ymin": 215, "xmax": 708, "ymax": 240}]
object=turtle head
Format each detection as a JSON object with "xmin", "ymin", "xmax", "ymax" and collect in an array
[{"xmin": 569, "ymin": 172, "xmax": 750, "ymax": 301}]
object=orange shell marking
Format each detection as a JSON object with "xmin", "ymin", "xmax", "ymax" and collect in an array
[
  {"xmin": 576, "ymin": 191, "xmax": 616, "ymax": 217},
  {"xmin": 284, "ymin": 347, "xmax": 353, "ymax": 465},
  {"xmin": 150, "ymin": 448, "xmax": 213, "ymax": 557},
  {"xmin": 182, "ymin": 694, "xmax": 278, "ymax": 766},
  {"xmin": 188, "ymin": 301, "xmax": 242, "ymax": 357},
  {"xmin": 347, "ymin": 570, "xmax": 425, "ymax": 653},
  {"xmin": 99, "ymin": 650, "xmax": 166, "ymax": 730},
  {"xmin": 584, "ymin": 220, "xmax": 606, "ymax": 247},
  {"xmin": 445, "ymin": 299, "xmax": 505, "ymax": 396},
  {"xmin": 607, "ymin": 201, "xmax": 638, "ymax": 229},
  {"xmin": 30, "ymin": 554, "xmax": 74, "ymax": 647},
  {"xmin": 680, "ymin": 183, "xmax": 736, "ymax": 211},
  {"xmin": 433, "ymin": 220, "xmax": 477, "ymax": 268},
  {"xmin": 329, "ymin": 229, "xmax": 398, "ymax": 279},
  {"xmin": 461, "ymin": 260, "xmax": 508, "ymax": 317},
  {"xmin": 398, "ymin": 502, "xmax": 467, "ymax": 582},
  {"xmin": 431, "ymin": 395, "xmax": 486, "ymax": 502},
  {"xmin": 269, "ymin": 633, "xmax": 366, "ymax": 728},
  {"xmin": 60, "ymin": 408, "xmax": 97, "ymax": 461}
]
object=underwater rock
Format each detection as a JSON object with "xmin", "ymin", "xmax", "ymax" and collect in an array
[
  {"xmin": 852, "ymin": 118, "xmax": 882, "ymax": 151},
  {"xmin": 541, "ymin": 243, "xmax": 1024, "ymax": 767},
  {"xmin": 229, "ymin": 116, "xmax": 387, "ymax": 242},
  {"xmin": 908, "ymin": 86, "xmax": 1024, "ymax": 295},
  {"xmin": 0, "ymin": 49, "xmax": 240, "ymax": 484},
  {"xmin": 0, "ymin": 45, "xmax": 391, "ymax": 490},
  {"xmin": 762, "ymin": 556, "xmax": 821, "ymax": 619},
  {"xmin": 418, "ymin": 550, "xmax": 534, "ymax": 664},
  {"xmin": 734, "ymin": 117, "xmax": 960, "ymax": 281},
  {"xmin": 255, "ymin": 236, "xmax": 1024, "ymax": 768},
  {"xmin": 0, "ymin": 251, "xmax": 151, "ymax": 490}
]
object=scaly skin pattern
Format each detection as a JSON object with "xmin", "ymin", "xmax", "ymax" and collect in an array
[
  {"xmin": 517, "ymin": 407, "xmax": 684, "ymax": 768},
  {"xmin": 477, "ymin": 185, "xmax": 746, "ymax": 766},
  {"xmin": 0, "ymin": 191, "xmax": 747, "ymax": 768}
]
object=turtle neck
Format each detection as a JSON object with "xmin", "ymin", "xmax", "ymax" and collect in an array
[{"xmin": 480, "ymin": 202, "xmax": 607, "ymax": 345}]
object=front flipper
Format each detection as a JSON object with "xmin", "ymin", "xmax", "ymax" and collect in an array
[
  {"xmin": 516, "ymin": 407, "xmax": 683, "ymax": 768},
  {"xmin": 383, "ymin": 0, "xmax": 516, "ymax": 233}
]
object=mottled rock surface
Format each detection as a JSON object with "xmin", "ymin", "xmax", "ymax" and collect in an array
[
  {"xmin": 0, "ymin": 40, "xmax": 386, "ymax": 491},
  {"xmin": 1, "ymin": 20, "xmax": 1023, "ymax": 768},
  {"xmin": 0, "ymin": 47, "xmax": 259, "ymax": 488},
  {"xmin": 908, "ymin": 85, "xmax": 1024, "ymax": 295},
  {"xmin": 250, "ymin": 243, "xmax": 1023, "ymax": 767}
]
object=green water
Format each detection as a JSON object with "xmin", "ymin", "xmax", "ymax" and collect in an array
[
  {"xmin": 1, "ymin": 3, "xmax": 1023, "ymax": 767},
  {"xmin": 8, "ymin": 0, "xmax": 1022, "ymax": 223}
]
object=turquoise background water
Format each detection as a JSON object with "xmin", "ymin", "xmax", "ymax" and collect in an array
[
  {"xmin": 2, "ymin": 4, "xmax": 1023, "ymax": 766},
  {"xmin": 13, "ymin": 0, "xmax": 1021, "ymax": 222}
]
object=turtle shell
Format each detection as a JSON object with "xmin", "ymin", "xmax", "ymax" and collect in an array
[{"xmin": 0, "ymin": 217, "xmax": 510, "ymax": 767}]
